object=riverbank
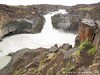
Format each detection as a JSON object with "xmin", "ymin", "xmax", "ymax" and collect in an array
[{"xmin": 0, "ymin": 2, "xmax": 100, "ymax": 75}]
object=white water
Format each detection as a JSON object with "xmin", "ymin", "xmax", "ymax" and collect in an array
[{"xmin": 0, "ymin": 9, "xmax": 76, "ymax": 69}]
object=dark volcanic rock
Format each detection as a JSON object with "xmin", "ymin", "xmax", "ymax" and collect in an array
[
  {"xmin": 0, "ymin": 4, "xmax": 68, "ymax": 40},
  {"xmin": 8, "ymin": 52, "xmax": 15, "ymax": 57},
  {"xmin": 59, "ymin": 43, "xmax": 72, "ymax": 51},
  {"xmin": 0, "ymin": 48, "xmax": 48, "ymax": 75},
  {"xmin": 49, "ymin": 44, "xmax": 58, "ymax": 53},
  {"xmin": 51, "ymin": 13, "xmax": 82, "ymax": 33},
  {"xmin": 0, "ymin": 43, "xmax": 74, "ymax": 75},
  {"xmin": 0, "ymin": 13, "xmax": 45, "ymax": 39},
  {"xmin": 51, "ymin": 2, "xmax": 100, "ymax": 34},
  {"xmin": 0, "ymin": 2, "xmax": 100, "ymax": 75},
  {"xmin": 93, "ymin": 22, "xmax": 100, "ymax": 49},
  {"xmin": 75, "ymin": 35, "xmax": 80, "ymax": 46}
]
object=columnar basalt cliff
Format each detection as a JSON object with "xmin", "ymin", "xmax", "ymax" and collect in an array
[
  {"xmin": 78, "ymin": 18, "xmax": 100, "ymax": 49},
  {"xmin": 78, "ymin": 19, "xmax": 97, "ymax": 42}
]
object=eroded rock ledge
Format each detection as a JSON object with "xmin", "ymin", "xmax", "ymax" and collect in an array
[
  {"xmin": 0, "ymin": 4, "xmax": 46, "ymax": 40},
  {"xmin": 0, "ymin": 4, "xmax": 67, "ymax": 40},
  {"xmin": 51, "ymin": 13, "xmax": 82, "ymax": 33}
]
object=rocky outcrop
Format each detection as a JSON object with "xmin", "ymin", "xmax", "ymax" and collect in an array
[
  {"xmin": 1, "ymin": 42, "xmax": 99, "ymax": 75},
  {"xmin": 0, "ymin": 44, "xmax": 74, "ymax": 75},
  {"xmin": 93, "ymin": 21, "xmax": 100, "ymax": 49},
  {"xmin": 78, "ymin": 19, "xmax": 97, "ymax": 42},
  {"xmin": 76, "ymin": 12, "xmax": 100, "ymax": 75},
  {"xmin": 0, "ymin": 3, "xmax": 100, "ymax": 75},
  {"xmin": 77, "ymin": 18, "xmax": 100, "ymax": 49},
  {"xmin": 51, "ymin": 13, "xmax": 82, "ymax": 33},
  {"xmin": 0, "ymin": 4, "xmax": 68, "ymax": 40},
  {"xmin": 0, "ymin": 4, "xmax": 46, "ymax": 40},
  {"xmin": 51, "ymin": 2, "xmax": 100, "ymax": 34}
]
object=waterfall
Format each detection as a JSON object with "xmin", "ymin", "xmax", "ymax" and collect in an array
[
  {"xmin": 0, "ymin": 9, "xmax": 76, "ymax": 69},
  {"xmin": 41, "ymin": 9, "xmax": 67, "ymax": 33}
]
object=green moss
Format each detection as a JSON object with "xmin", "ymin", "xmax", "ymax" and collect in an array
[
  {"xmin": 13, "ymin": 69, "xmax": 22, "ymax": 75},
  {"xmin": 73, "ymin": 50, "xmax": 80, "ymax": 56},
  {"xmin": 54, "ymin": 63, "xmax": 58, "ymax": 67},
  {"xmin": 61, "ymin": 66, "xmax": 75, "ymax": 74},
  {"xmin": 87, "ymin": 47, "xmax": 96, "ymax": 56},
  {"xmin": 46, "ymin": 68, "xmax": 53, "ymax": 75},
  {"xmin": 74, "ymin": 41, "xmax": 90, "ymax": 56},
  {"xmin": 79, "ymin": 41, "xmax": 91, "ymax": 51},
  {"xmin": 79, "ymin": 7, "xmax": 94, "ymax": 11},
  {"xmin": 78, "ymin": 41, "xmax": 97, "ymax": 56},
  {"xmin": 47, "ymin": 53, "xmax": 56, "ymax": 61}
]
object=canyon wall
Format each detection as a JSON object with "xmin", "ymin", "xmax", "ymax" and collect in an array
[
  {"xmin": 51, "ymin": 2, "xmax": 100, "ymax": 34},
  {"xmin": 0, "ymin": 3, "xmax": 100, "ymax": 75},
  {"xmin": 0, "ymin": 4, "xmax": 46, "ymax": 40},
  {"xmin": 0, "ymin": 4, "xmax": 67, "ymax": 40},
  {"xmin": 51, "ymin": 12, "xmax": 84, "ymax": 33}
]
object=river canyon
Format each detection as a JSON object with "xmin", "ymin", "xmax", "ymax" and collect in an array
[
  {"xmin": 0, "ymin": 3, "xmax": 100, "ymax": 75},
  {"xmin": 0, "ymin": 9, "xmax": 76, "ymax": 69}
]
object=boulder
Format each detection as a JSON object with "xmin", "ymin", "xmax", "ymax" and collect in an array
[
  {"xmin": 59, "ymin": 43, "xmax": 72, "ymax": 51},
  {"xmin": 49, "ymin": 44, "xmax": 58, "ymax": 53},
  {"xmin": 75, "ymin": 35, "xmax": 80, "ymax": 46}
]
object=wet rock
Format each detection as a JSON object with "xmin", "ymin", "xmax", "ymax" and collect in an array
[
  {"xmin": 0, "ymin": 48, "xmax": 48, "ymax": 75},
  {"xmin": 0, "ymin": 39, "xmax": 2, "ymax": 42},
  {"xmin": 59, "ymin": 43, "xmax": 72, "ymax": 51},
  {"xmin": 49, "ymin": 44, "xmax": 58, "ymax": 53},
  {"xmin": 7, "ymin": 52, "xmax": 15, "ymax": 57},
  {"xmin": 51, "ymin": 13, "xmax": 82, "ymax": 33},
  {"xmin": 75, "ymin": 35, "xmax": 80, "ymax": 47},
  {"xmin": 63, "ymin": 47, "xmax": 77, "ymax": 61},
  {"xmin": 0, "ymin": 15, "xmax": 45, "ymax": 39}
]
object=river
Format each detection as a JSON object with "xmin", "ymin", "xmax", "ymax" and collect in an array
[{"xmin": 0, "ymin": 9, "xmax": 76, "ymax": 69}]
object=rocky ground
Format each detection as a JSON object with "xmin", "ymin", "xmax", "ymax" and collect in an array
[
  {"xmin": 0, "ymin": 41, "xmax": 100, "ymax": 75},
  {"xmin": 0, "ymin": 2, "xmax": 100, "ymax": 75}
]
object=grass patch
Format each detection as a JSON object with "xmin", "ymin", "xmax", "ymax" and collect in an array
[
  {"xmin": 13, "ymin": 69, "xmax": 22, "ymax": 75},
  {"xmin": 87, "ymin": 47, "xmax": 96, "ymax": 56},
  {"xmin": 79, "ymin": 7, "xmax": 94, "ymax": 11},
  {"xmin": 75, "ymin": 41, "xmax": 97, "ymax": 56},
  {"xmin": 79, "ymin": 41, "xmax": 91, "ymax": 51}
]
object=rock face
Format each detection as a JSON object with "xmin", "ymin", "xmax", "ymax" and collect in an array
[
  {"xmin": 0, "ymin": 4, "xmax": 45, "ymax": 40},
  {"xmin": 0, "ymin": 3, "xmax": 100, "ymax": 75},
  {"xmin": 51, "ymin": 13, "xmax": 82, "ymax": 33},
  {"xmin": 0, "ymin": 48, "xmax": 48, "ymax": 75},
  {"xmin": 93, "ymin": 21, "xmax": 100, "ymax": 49},
  {"xmin": 78, "ymin": 19, "xmax": 100, "ymax": 49},
  {"xmin": 51, "ymin": 2, "xmax": 100, "ymax": 34},
  {"xmin": 0, "ymin": 4, "xmax": 68, "ymax": 40},
  {"xmin": 76, "ymin": 11, "xmax": 100, "ymax": 75},
  {"xmin": 78, "ymin": 21, "xmax": 97, "ymax": 42}
]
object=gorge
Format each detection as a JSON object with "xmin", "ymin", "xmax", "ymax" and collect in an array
[
  {"xmin": 0, "ymin": 9, "xmax": 76, "ymax": 70},
  {"xmin": 0, "ymin": 2, "xmax": 100, "ymax": 75}
]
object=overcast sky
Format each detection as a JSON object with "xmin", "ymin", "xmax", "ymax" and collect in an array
[{"xmin": 0, "ymin": 0, "xmax": 100, "ymax": 6}]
